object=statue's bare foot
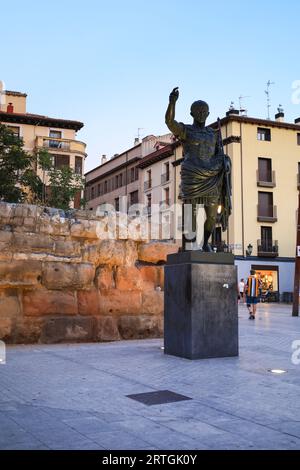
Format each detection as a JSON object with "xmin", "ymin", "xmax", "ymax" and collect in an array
[{"xmin": 202, "ymin": 244, "xmax": 213, "ymax": 252}]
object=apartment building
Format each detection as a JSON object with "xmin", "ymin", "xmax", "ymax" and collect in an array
[
  {"xmin": 85, "ymin": 134, "xmax": 173, "ymax": 211},
  {"xmin": 0, "ymin": 89, "xmax": 86, "ymax": 208}
]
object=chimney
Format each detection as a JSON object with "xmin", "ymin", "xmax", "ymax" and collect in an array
[
  {"xmin": 226, "ymin": 102, "xmax": 239, "ymax": 117},
  {"xmin": 134, "ymin": 137, "xmax": 140, "ymax": 146},
  {"xmin": 7, "ymin": 102, "xmax": 14, "ymax": 113},
  {"xmin": 275, "ymin": 105, "xmax": 284, "ymax": 122},
  {"xmin": 101, "ymin": 154, "xmax": 107, "ymax": 164}
]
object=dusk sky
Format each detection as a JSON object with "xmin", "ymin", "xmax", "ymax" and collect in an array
[{"xmin": 1, "ymin": 0, "xmax": 300, "ymax": 171}]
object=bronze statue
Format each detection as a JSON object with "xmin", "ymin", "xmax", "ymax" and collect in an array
[{"xmin": 165, "ymin": 87, "xmax": 232, "ymax": 252}]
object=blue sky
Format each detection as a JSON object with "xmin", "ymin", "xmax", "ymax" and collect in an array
[{"xmin": 1, "ymin": 0, "xmax": 300, "ymax": 171}]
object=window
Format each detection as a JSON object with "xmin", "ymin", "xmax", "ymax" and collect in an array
[
  {"xmin": 104, "ymin": 181, "xmax": 108, "ymax": 193},
  {"xmin": 130, "ymin": 190, "xmax": 139, "ymax": 205},
  {"xmin": 54, "ymin": 154, "xmax": 69, "ymax": 169},
  {"xmin": 147, "ymin": 193, "xmax": 152, "ymax": 214},
  {"xmin": 7, "ymin": 126, "xmax": 20, "ymax": 137},
  {"xmin": 261, "ymin": 226, "xmax": 272, "ymax": 251},
  {"xmin": 115, "ymin": 197, "xmax": 120, "ymax": 211},
  {"xmin": 75, "ymin": 156, "xmax": 82, "ymax": 175},
  {"xmin": 91, "ymin": 187, "xmax": 95, "ymax": 199},
  {"xmin": 258, "ymin": 191, "xmax": 273, "ymax": 217},
  {"xmin": 258, "ymin": 158, "xmax": 272, "ymax": 182},
  {"xmin": 131, "ymin": 168, "xmax": 135, "ymax": 182},
  {"xmin": 257, "ymin": 127, "xmax": 271, "ymax": 141},
  {"xmin": 165, "ymin": 162, "xmax": 170, "ymax": 180},
  {"xmin": 49, "ymin": 130, "xmax": 62, "ymax": 148},
  {"xmin": 135, "ymin": 166, "xmax": 139, "ymax": 180},
  {"xmin": 164, "ymin": 187, "xmax": 170, "ymax": 205},
  {"xmin": 119, "ymin": 173, "xmax": 123, "ymax": 187},
  {"xmin": 97, "ymin": 184, "xmax": 100, "ymax": 197},
  {"xmin": 297, "ymin": 133, "xmax": 300, "ymax": 145}
]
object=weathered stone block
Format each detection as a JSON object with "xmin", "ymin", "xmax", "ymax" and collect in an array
[
  {"xmin": 115, "ymin": 266, "xmax": 142, "ymax": 291},
  {"xmin": 100, "ymin": 290, "xmax": 142, "ymax": 316},
  {"xmin": 118, "ymin": 315, "xmax": 163, "ymax": 339},
  {"xmin": 96, "ymin": 266, "xmax": 115, "ymax": 291},
  {"xmin": 42, "ymin": 262, "xmax": 95, "ymax": 289},
  {"xmin": 0, "ymin": 317, "xmax": 12, "ymax": 339},
  {"xmin": 11, "ymin": 318, "xmax": 43, "ymax": 344},
  {"xmin": 124, "ymin": 240, "xmax": 138, "ymax": 266},
  {"xmin": 70, "ymin": 220, "xmax": 100, "ymax": 239},
  {"xmin": 54, "ymin": 240, "xmax": 81, "ymax": 257},
  {"xmin": 12, "ymin": 232, "xmax": 55, "ymax": 252},
  {"xmin": 96, "ymin": 316, "xmax": 120, "ymax": 342},
  {"xmin": 0, "ymin": 260, "xmax": 42, "ymax": 288},
  {"xmin": 40, "ymin": 316, "xmax": 96, "ymax": 343},
  {"xmin": 23, "ymin": 290, "xmax": 78, "ymax": 316},
  {"xmin": 142, "ymin": 290, "xmax": 164, "ymax": 315},
  {"xmin": 139, "ymin": 265, "xmax": 164, "ymax": 290},
  {"xmin": 138, "ymin": 242, "xmax": 178, "ymax": 264},
  {"xmin": 78, "ymin": 289, "xmax": 101, "ymax": 316}
]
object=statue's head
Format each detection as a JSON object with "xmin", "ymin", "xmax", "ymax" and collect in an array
[{"xmin": 190, "ymin": 100, "xmax": 209, "ymax": 124}]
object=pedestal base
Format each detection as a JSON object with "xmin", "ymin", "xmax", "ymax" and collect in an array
[{"xmin": 164, "ymin": 252, "xmax": 238, "ymax": 360}]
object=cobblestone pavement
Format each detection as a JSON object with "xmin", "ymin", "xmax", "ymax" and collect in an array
[{"xmin": 1, "ymin": 303, "xmax": 300, "ymax": 450}]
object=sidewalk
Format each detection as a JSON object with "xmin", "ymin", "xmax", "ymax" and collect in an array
[{"xmin": 1, "ymin": 303, "xmax": 300, "ymax": 450}]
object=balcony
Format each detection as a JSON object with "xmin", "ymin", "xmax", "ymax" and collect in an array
[
  {"xmin": 212, "ymin": 241, "xmax": 231, "ymax": 253},
  {"xmin": 161, "ymin": 172, "xmax": 170, "ymax": 185},
  {"xmin": 144, "ymin": 179, "xmax": 152, "ymax": 191},
  {"xmin": 160, "ymin": 199, "xmax": 171, "ymax": 211},
  {"xmin": 257, "ymin": 205, "xmax": 277, "ymax": 222},
  {"xmin": 256, "ymin": 170, "xmax": 276, "ymax": 188},
  {"xmin": 257, "ymin": 239, "xmax": 279, "ymax": 257},
  {"xmin": 35, "ymin": 136, "xmax": 86, "ymax": 156}
]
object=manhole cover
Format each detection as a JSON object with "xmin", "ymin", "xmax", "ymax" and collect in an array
[{"xmin": 127, "ymin": 390, "xmax": 192, "ymax": 406}]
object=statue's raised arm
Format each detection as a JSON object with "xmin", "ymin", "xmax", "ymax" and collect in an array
[{"xmin": 165, "ymin": 87, "xmax": 186, "ymax": 140}]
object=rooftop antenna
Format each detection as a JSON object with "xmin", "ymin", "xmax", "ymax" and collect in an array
[
  {"xmin": 265, "ymin": 80, "xmax": 275, "ymax": 120},
  {"xmin": 136, "ymin": 128, "xmax": 144, "ymax": 141},
  {"xmin": 239, "ymin": 95, "xmax": 250, "ymax": 116}
]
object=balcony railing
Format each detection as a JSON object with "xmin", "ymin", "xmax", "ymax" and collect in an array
[
  {"xmin": 257, "ymin": 205, "xmax": 277, "ymax": 222},
  {"xmin": 257, "ymin": 239, "xmax": 279, "ymax": 257},
  {"xmin": 144, "ymin": 180, "xmax": 152, "ymax": 191},
  {"xmin": 256, "ymin": 170, "xmax": 276, "ymax": 187},
  {"xmin": 161, "ymin": 172, "xmax": 170, "ymax": 184},
  {"xmin": 212, "ymin": 241, "xmax": 232, "ymax": 253},
  {"xmin": 160, "ymin": 199, "xmax": 171, "ymax": 210},
  {"xmin": 297, "ymin": 173, "xmax": 300, "ymax": 190},
  {"xmin": 35, "ymin": 136, "xmax": 86, "ymax": 156}
]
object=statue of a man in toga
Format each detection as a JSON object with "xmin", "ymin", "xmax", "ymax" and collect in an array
[{"xmin": 165, "ymin": 87, "xmax": 232, "ymax": 252}]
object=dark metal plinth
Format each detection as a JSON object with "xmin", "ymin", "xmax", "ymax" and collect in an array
[{"xmin": 164, "ymin": 252, "xmax": 238, "ymax": 360}]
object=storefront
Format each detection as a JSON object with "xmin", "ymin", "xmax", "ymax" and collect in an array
[{"xmin": 251, "ymin": 264, "xmax": 278, "ymax": 301}]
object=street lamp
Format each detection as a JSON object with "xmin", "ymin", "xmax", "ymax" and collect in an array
[{"xmin": 246, "ymin": 243, "xmax": 253, "ymax": 256}]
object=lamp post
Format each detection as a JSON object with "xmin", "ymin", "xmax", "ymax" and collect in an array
[
  {"xmin": 246, "ymin": 243, "xmax": 253, "ymax": 257},
  {"xmin": 292, "ymin": 191, "xmax": 300, "ymax": 316}
]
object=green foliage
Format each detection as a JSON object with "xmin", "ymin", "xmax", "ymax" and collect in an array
[
  {"xmin": 0, "ymin": 124, "xmax": 84, "ymax": 210},
  {"xmin": 46, "ymin": 165, "xmax": 85, "ymax": 211},
  {"xmin": 0, "ymin": 124, "xmax": 36, "ymax": 202}
]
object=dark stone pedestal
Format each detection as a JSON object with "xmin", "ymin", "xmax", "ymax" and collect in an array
[{"xmin": 164, "ymin": 252, "xmax": 238, "ymax": 360}]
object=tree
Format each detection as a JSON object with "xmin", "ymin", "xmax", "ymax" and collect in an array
[
  {"xmin": 0, "ymin": 124, "xmax": 85, "ymax": 210},
  {"xmin": 0, "ymin": 124, "xmax": 42, "ymax": 203},
  {"xmin": 46, "ymin": 165, "xmax": 85, "ymax": 211}
]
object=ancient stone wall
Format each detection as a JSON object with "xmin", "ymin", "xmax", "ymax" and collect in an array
[{"xmin": 0, "ymin": 203, "xmax": 178, "ymax": 344}]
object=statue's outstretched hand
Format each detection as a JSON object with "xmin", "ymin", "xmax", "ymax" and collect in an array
[{"xmin": 169, "ymin": 87, "xmax": 179, "ymax": 103}]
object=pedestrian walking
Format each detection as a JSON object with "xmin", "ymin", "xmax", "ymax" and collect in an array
[{"xmin": 245, "ymin": 270, "xmax": 259, "ymax": 320}]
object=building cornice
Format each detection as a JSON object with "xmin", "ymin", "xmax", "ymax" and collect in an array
[
  {"xmin": 138, "ymin": 142, "xmax": 180, "ymax": 169},
  {"xmin": 210, "ymin": 115, "xmax": 300, "ymax": 132},
  {"xmin": 85, "ymin": 156, "xmax": 141, "ymax": 185},
  {"xmin": 0, "ymin": 111, "xmax": 84, "ymax": 131}
]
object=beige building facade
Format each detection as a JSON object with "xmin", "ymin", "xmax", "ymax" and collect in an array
[
  {"xmin": 0, "ymin": 89, "xmax": 86, "ymax": 208},
  {"xmin": 85, "ymin": 134, "xmax": 174, "ymax": 212}
]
